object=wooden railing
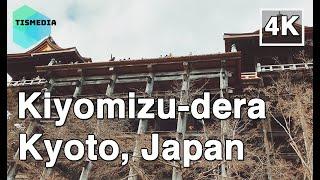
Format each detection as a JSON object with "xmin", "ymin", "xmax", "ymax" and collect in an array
[
  {"xmin": 7, "ymin": 78, "xmax": 47, "ymax": 87},
  {"xmin": 241, "ymin": 72, "xmax": 259, "ymax": 80},
  {"xmin": 256, "ymin": 62, "xmax": 313, "ymax": 73}
]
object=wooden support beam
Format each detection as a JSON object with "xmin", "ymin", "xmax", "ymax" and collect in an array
[
  {"xmin": 262, "ymin": 119, "xmax": 273, "ymax": 180},
  {"xmin": 39, "ymin": 61, "xmax": 58, "ymax": 180},
  {"xmin": 219, "ymin": 60, "xmax": 229, "ymax": 180},
  {"xmin": 128, "ymin": 69, "xmax": 154, "ymax": 180},
  {"xmin": 259, "ymin": 75, "xmax": 273, "ymax": 180},
  {"xmin": 8, "ymin": 77, "xmax": 55, "ymax": 180},
  {"xmin": 72, "ymin": 72, "xmax": 95, "ymax": 180},
  {"xmin": 40, "ymin": 167, "xmax": 53, "ymax": 180},
  {"xmin": 40, "ymin": 78, "xmax": 57, "ymax": 180},
  {"xmin": 79, "ymin": 71, "xmax": 118, "ymax": 180},
  {"xmin": 106, "ymin": 74, "xmax": 117, "ymax": 97},
  {"xmin": 7, "ymin": 120, "xmax": 38, "ymax": 180},
  {"xmin": 47, "ymin": 68, "xmax": 222, "ymax": 87},
  {"xmin": 79, "ymin": 160, "xmax": 93, "ymax": 180},
  {"xmin": 172, "ymin": 62, "xmax": 190, "ymax": 180},
  {"xmin": 96, "ymin": 73, "xmax": 117, "ymax": 136},
  {"xmin": 73, "ymin": 77, "xmax": 84, "ymax": 98}
]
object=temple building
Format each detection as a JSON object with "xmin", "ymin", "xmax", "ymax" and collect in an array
[{"xmin": 7, "ymin": 22, "xmax": 313, "ymax": 180}]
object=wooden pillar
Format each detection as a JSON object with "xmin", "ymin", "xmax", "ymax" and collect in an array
[
  {"xmin": 262, "ymin": 119, "xmax": 273, "ymax": 180},
  {"xmin": 257, "ymin": 78, "xmax": 273, "ymax": 180},
  {"xmin": 96, "ymin": 73, "xmax": 117, "ymax": 136},
  {"xmin": 80, "ymin": 70, "xmax": 117, "ymax": 180},
  {"xmin": 219, "ymin": 60, "xmax": 229, "ymax": 180},
  {"xmin": 201, "ymin": 119, "xmax": 209, "ymax": 141},
  {"xmin": 128, "ymin": 65, "xmax": 154, "ymax": 180},
  {"xmin": 73, "ymin": 78, "xmax": 84, "ymax": 98},
  {"xmin": 40, "ymin": 167, "xmax": 53, "ymax": 180},
  {"xmin": 7, "ymin": 120, "xmax": 39, "ymax": 180},
  {"xmin": 40, "ymin": 60, "xmax": 57, "ymax": 180},
  {"xmin": 172, "ymin": 62, "xmax": 190, "ymax": 180},
  {"xmin": 8, "ymin": 59, "xmax": 57, "ymax": 180},
  {"xmin": 70, "ymin": 73, "xmax": 95, "ymax": 180},
  {"xmin": 80, "ymin": 73, "xmax": 117, "ymax": 180},
  {"xmin": 106, "ymin": 74, "xmax": 117, "ymax": 97},
  {"xmin": 79, "ymin": 160, "xmax": 93, "ymax": 180}
]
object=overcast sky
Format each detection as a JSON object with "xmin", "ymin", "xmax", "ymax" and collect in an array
[{"xmin": 8, "ymin": 0, "xmax": 313, "ymax": 62}]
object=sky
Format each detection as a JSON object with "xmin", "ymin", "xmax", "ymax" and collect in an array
[{"xmin": 7, "ymin": 0, "xmax": 313, "ymax": 63}]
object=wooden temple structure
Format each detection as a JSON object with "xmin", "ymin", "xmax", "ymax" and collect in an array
[{"xmin": 7, "ymin": 22, "xmax": 313, "ymax": 179}]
